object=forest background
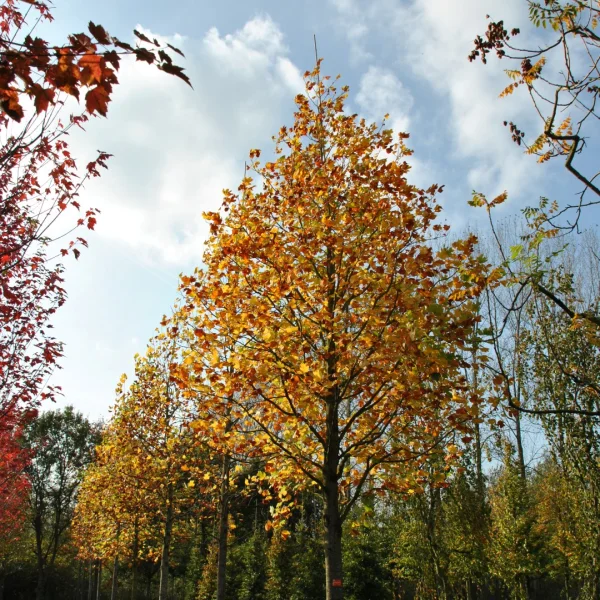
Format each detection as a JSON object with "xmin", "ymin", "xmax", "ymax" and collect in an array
[{"xmin": 2, "ymin": 0, "xmax": 600, "ymax": 599}]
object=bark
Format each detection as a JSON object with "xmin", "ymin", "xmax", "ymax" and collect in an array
[
  {"xmin": 78, "ymin": 560, "xmax": 84, "ymax": 600},
  {"xmin": 216, "ymin": 453, "xmax": 231, "ymax": 600},
  {"xmin": 35, "ymin": 570, "xmax": 45, "ymax": 600},
  {"xmin": 323, "ymin": 233, "xmax": 344, "ymax": 600},
  {"xmin": 110, "ymin": 554, "xmax": 118, "ymax": 600},
  {"xmin": 87, "ymin": 560, "xmax": 94, "ymax": 600},
  {"xmin": 34, "ymin": 512, "xmax": 45, "ymax": 600},
  {"xmin": 200, "ymin": 517, "xmax": 207, "ymax": 561},
  {"xmin": 0, "ymin": 572, "xmax": 4, "ymax": 600},
  {"xmin": 158, "ymin": 484, "xmax": 174, "ymax": 600},
  {"xmin": 324, "ymin": 470, "xmax": 344, "ymax": 600},
  {"xmin": 131, "ymin": 518, "xmax": 139, "ymax": 600},
  {"xmin": 96, "ymin": 561, "xmax": 102, "ymax": 600},
  {"xmin": 324, "ymin": 396, "xmax": 343, "ymax": 600}
]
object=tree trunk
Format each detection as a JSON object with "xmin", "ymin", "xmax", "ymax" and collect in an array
[
  {"xmin": 110, "ymin": 554, "xmax": 118, "ymax": 600},
  {"xmin": 158, "ymin": 485, "xmax": 174, "ymax": 600},
  {"xmin": 131, "ymin": 518, "xmax": 139, "ymax": 600},
  {"xmin": 324, "ymin": 394, "xmax": 343, "ymax": 600},
  {"xmin": 324, "ymin": 471, "xmax": 343, "ymax": 600},
  {"xmin": 216, "ymin": 453, "xmax": 231, "ymax": 600},
  {"xmin": 35, "ymin": 513, "xmax": 45, "ymax": 600},
  {"xmin": 96, "ymin": 561, "xmax": 102, "ymax": 600},
  {"xmin": 78, "ymin": 560, "xmax": 84, "ymax": 600},
  {"xmin": 87, "ymin": 560, "xmax": 94, "ymax": 600},
  {"xmin": 36, "ymin": 568, "xmax": 45, "ymax": 600}
]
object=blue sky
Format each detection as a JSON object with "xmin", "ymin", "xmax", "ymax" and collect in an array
[{"xmin": 45, "ymin": 0, "xmax": 583, "ymax": 421}]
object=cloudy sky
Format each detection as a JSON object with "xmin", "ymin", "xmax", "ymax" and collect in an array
[{"xmin": 45, "ymin": 0, "xmax": 574, "ymax": 420}]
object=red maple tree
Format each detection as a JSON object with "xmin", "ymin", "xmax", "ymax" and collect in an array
[{"xmin": 0, "ymin": 0, "xmax": 190, "ymax": 534}]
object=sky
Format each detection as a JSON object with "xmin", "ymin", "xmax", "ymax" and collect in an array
[{"xmin": 43, "ymin": 0, "xmax": 584, "ymax": 422}]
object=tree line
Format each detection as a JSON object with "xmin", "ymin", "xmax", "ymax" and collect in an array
[{"xmin": 2, "ymin": 0, "xmax": 600, "ymax": 599}]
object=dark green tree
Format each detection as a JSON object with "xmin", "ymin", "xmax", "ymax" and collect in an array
[{"xmin": 24, "ymin": 406, "xmax": 100, "ymax": 600}]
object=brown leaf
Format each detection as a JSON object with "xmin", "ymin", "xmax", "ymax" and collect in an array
[
  {"xmin": 103, "ymin": 50, "xmax": 120, "ymax": 71},
  {"xmin": 158, "ymin": 49, "xmax": 172, "ymax": 65},
  {"xmin": 113, "ymin": 38, "xmax": 133, "ymax": 52},
  {"xmin": 68, "ymin": 33, "xmax": 94, "ymax": 53},
  {"xmin": 31, "ymin": 84, "xmax": 55, "ymax": 113}
]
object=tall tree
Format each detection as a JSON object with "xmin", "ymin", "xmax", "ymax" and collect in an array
[
  {"xmin": 24, "ymin": 406, "xmax": 100, "ymax": 600},
  {"xmin": 106, "ymin": 332, "xmax": 207, "ymax": 600},
  {"xmin": 180, "ymin": 63, "xmax": 499, "ymax": 600}
]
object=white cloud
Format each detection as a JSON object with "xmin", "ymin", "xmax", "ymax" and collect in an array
[
  {"xmin": 330, "ymin": 0, "xmax": 372, "ymax": 62},
  {"xmin": 204, "ymin": 15, "xmax": 285, "ymax": 70},
  {"xmin": 50, "ymin": 15, "xmax": 307, "ymax": 418},
  {"xmin": 68, "ymin": 15, "xmax": 303, "ymax": 267},
  {"xmin": 355, "ymin": 66, "xmax": 413, "ymax": 133},
  {"xmin": 330, "ymin": 0, "xmax": 548, "ymax": 203}
]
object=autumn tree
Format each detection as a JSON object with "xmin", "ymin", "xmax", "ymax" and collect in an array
[
  {"xmin": 0, "ymin": 0, "xmax": 190, "ymax": 420},
  {"xmin": 105, "ymin": 331, "xmax": 211, "ymax": 600},
  {"xmin": 0, "ymin": 411, "xmax": 30, "ymax": 599},
  {"xmin": 73, "ymin": 434, "xmax": 152, "ymax": 600},
  {"xmin": 0, "ymin": 2, "xmax": 190, "ymax": 533},
  {"xmin": 179, "ymin": 63, "xmax": 499, "ymax": 600},
  {"xmin": 487, "ymin": 444, "xmax": 543, "ymax": 600},
  {"xmin": 172, "ymin": 298, "xmax": 271, "ymax": 600}
]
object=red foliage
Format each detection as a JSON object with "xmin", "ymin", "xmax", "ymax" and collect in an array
[
  {"xmin": 0, "ymin": 408, "xmax": 31, "ymax": 551},
  {"xmin": 0, "ymin": 0, "xmax": 189, "ymax": 416},
  {"xmin": 0, "ymin": 0, "xmax": 190, "ymax": 514}
]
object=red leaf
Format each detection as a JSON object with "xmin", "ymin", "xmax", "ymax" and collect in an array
[
  {"xmin": 133, "ymin": 29, "xmax": 151, "ymax": 44},
  {"xmin": 167, "ymin": 43, "xmax": 185, "ymax": 58},
  {"xmin": 134, "ymin": 48, "xmax": 155, "ymax": 64},
  {"xmin": 88, "ymin": 22, "xmax": 111, "ymax": 45},
  {"xmin": 31, "ymin": 84, "xmax": 55, "ymax": 114},
  {"xmin": 158, "ymin": 62, "xmax": 192, "ymax": 87},
  {"xmin": 73, "ymin": 248, "xmax": 81, "ymax": 259},
  {"xmin": 78, "ymin": 53, "xmax": 104, "ymax": 85},
  {"xmin": 85, "ymin": 85, "xmax": 110, "ymax": 116}
]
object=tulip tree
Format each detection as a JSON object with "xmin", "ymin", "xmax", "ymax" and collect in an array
[
  {"xmin": 180, "ymin": 63, "xmax": 499, "ymax": 600},
  {"xmin": 171, "ymin": 308, "xmax": 259, "ymax": 600},
  {"xmin": 73, "ymin": 435, "xmax": 152, "ymax": 600},
  {"xmin": 103, "ymin": 331, "xmax": 216, "ymax": 600}
]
